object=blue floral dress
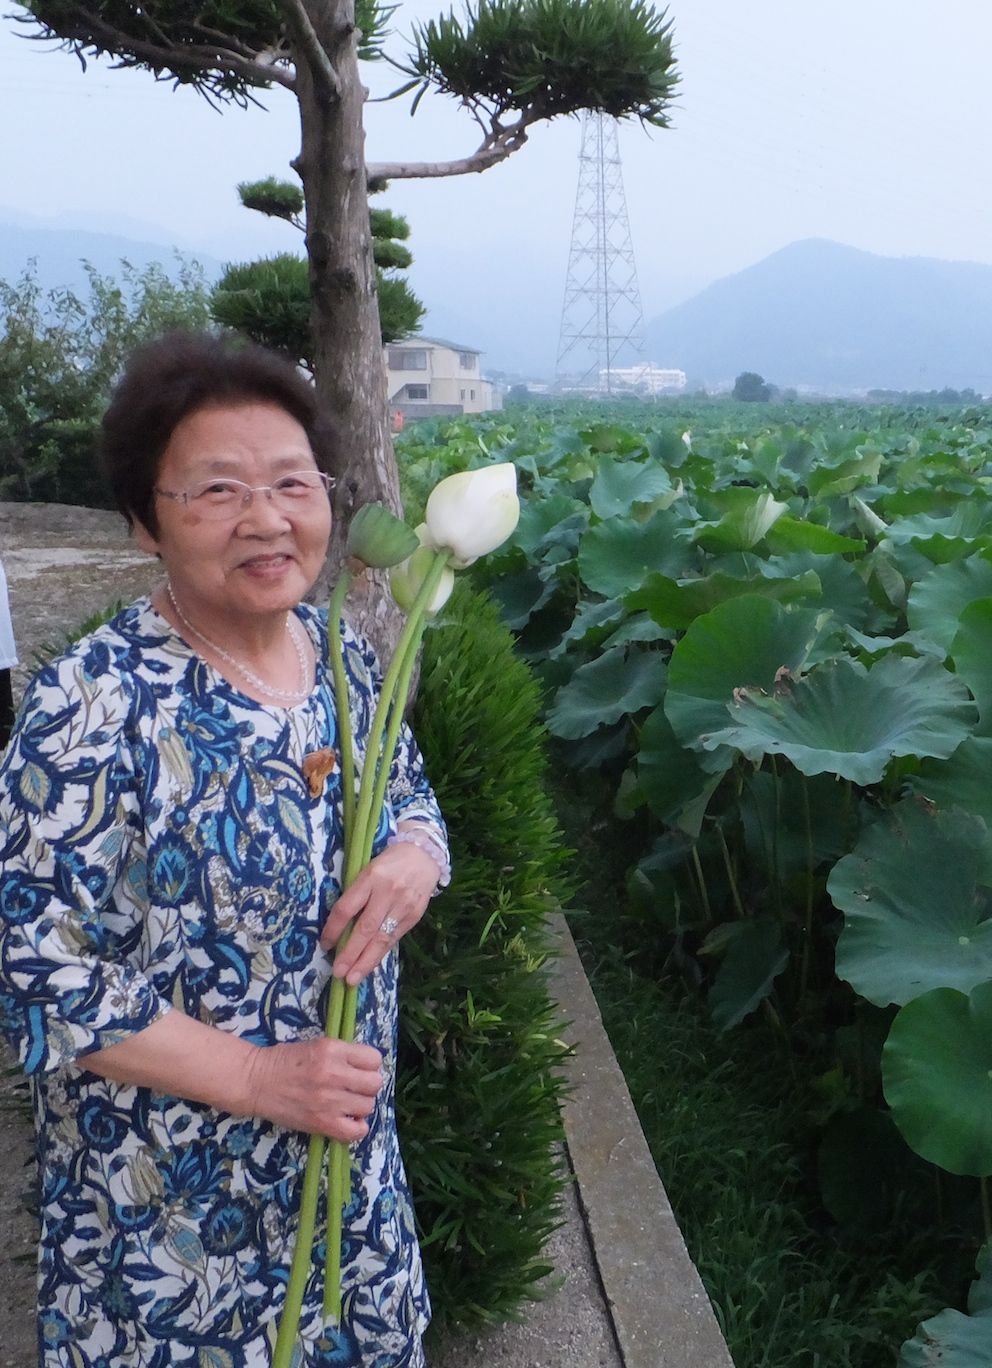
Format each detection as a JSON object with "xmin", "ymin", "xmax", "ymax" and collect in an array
[{"xmin": 0, "ymin": 598, "xmax": 446, "ymax": 1367}]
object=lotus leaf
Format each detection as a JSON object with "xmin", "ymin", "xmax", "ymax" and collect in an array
[
  {"xmin": 691, "ymin": 489, "xmax": 788, "ymax": 552},
  {"xmin": 636, "ymin": 704, "xmax": 721, "ymax": 834},
  {"xmin": 807, "ymin": 450, "xmax": 883, "ymax": 496},
  {"xmin": 599, "ymin": 612, "xmax": 671, "ymax": 651},
  {"xmin": 830, "ymin": 803, "xmax": 992, "ymax": 1007},
  {"xmin": 578, "ymin": 509, "xmax": 692, "ymax": 598},
  {"xmin": 547, "ymin": 647, "xmax": 665, "ymax": 739},
  {"xmin": 708, "ymin": 919, "xmax": 789, "ymax": 1031},
  {"xmin": 588, "ymin": 456, "xmax": 674, "ymax": 520},
  {"xmin": 512, "ymin": 493, "xmax": 587, "ymax": 557},
  {"xmin": 883, "ymin": 983, "xmax": 992, "ymax": 1177},
  {"xmin": 665, "ymin": 596, "xmax": 820, "ymax": 753},
  {"xmin": 581, "ymin": 423, "xmax": 642, "ymax": 454},
  {"xmin": 906, "ymin": 553, "xmax": 992, "ymax": 653},
  {"xmin": 701, "ymin": 654, "xmax": 976, "ymax": 786},
  {"xmin": 490, "ymin": 568, "xmax": 554, "ymax": 629},
  {"xmin": 644, "ymin": 429, "xmax": 689, "ymax": 467},
  {"xmin": 898, "ymin": 1302, "xmax": 992, "ymax": 1367},
  {"xmin": 627, "ymin": 569, "xmax": 821, "ymax": 633},
  {"xmin": 888, "ymin": 505, "xmax": 992, "ymax": 545},
  {"xmin": 949, "ymin": 598, "xmax": 992, "ymax": 735},
  {"xmin": 759, "ymin": 550, "xmax": 870, "ymax": 636},
  {"xmin": 549, "ymin": 597, "xmax": 625, "ymax": 658},
  {"xmin": 912, "ymin": 533, "xmax": 992, "ymax": 565},
  {"xmin": 764, "ymin": 518, "xmax": 865, "ymax": 556}
]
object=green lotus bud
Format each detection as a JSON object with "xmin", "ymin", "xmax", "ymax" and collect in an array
[
  {"xmin": 390, "ymin": 545, "xmax": 455, "ymax": 615},
  {"xmin": 346, "ymin": 502, "xmax": 419, "ymax": 568}
]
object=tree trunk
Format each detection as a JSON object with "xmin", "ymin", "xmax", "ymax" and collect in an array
[{"xmin": 292, "ymin": 0, "xmax": 406, "ymax": 663}]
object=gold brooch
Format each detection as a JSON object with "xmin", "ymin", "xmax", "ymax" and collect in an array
[{"xmin": 302, "ymin": 748, "xmax": 337, "ymax": 798}]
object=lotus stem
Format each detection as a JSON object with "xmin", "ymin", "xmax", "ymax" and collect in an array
[
  {"xmin": 982, "ymin": 1175, "xmax": 992, "ymax": 1241},
  {"xmin": 798, "ymin": 776, "xmax": 815, "ymax": 1004},
  {"xmin": 345, "ymin": 551, "xmax": 451, "ymax": 889},
  {"xmin": 769, "ymin": 756, "xmax": 784, "ymax": 922},
  {"xmin": 322, "ymin": 550, "xmax": 451, "ymax": 1323},
  {"xmin": 277, "ymin": 549, "xmax": 451, "ymax": 1346},
  {"xmin": 272, "ymin": 1132, "xmax": 327, "ymax": 1368},
  {"xmin": 690, "ymin": 844, "xmax": 712, "ymax": 921},
  {"xmin": 327, "ymin": 568, "xmax": 356, "ymax": 840},
  {"xmin": 715, "ymin": 821, "xmax": 746, "ymax": 920},
  {"xmin": 321, "ymin": 614, "xmax": 427, "ymax": 1319}
]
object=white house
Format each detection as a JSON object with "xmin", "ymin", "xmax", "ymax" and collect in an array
[{"xmin": 386, "ymin": 337, "xmax": 502, "ymax": 418}]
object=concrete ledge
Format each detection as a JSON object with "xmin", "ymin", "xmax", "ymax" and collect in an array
[{"xmin": 548, "ymin": 914, "xmax": 734, "ymax": 1368}]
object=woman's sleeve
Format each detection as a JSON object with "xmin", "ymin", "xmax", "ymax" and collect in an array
[
  {"xmin": 344, "ymin": 625, "xmax": 449, "ymax": 857},
  {"xmin": 0, "ymin": 652, "xmax": 169, "ymax": 1074}
]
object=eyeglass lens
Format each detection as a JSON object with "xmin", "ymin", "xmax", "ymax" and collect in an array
[{"xmin": 186, "ymin": 472, "xmax": 332, "ymax": 518}]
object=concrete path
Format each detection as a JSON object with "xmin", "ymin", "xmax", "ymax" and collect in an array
[{"xmin": 435, "ymin": 916, "xmax": 733, "ymax": 1368}]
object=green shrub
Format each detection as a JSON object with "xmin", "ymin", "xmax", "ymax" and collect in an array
[{"xmin": 401, "ymin": 583, "xmax": 572, "ymax": 1334}]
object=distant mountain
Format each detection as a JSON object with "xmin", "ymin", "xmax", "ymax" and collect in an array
[
  {"xmin": 644, "ymin": 239, "xmax": 992, "ymax": 394},
  {"xmin": 0, "ymin": 221, "xmax": 224, "ymax": 297}
]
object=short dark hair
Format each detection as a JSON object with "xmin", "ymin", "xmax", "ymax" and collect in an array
[{"xmin": 100, "ymin": 331, "xmax": 334, "ymax": 533}]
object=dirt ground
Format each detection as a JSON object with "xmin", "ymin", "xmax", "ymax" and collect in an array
[{"xmin": 0, "ymin": 502, "xmax": 161, "ymax": 1364}]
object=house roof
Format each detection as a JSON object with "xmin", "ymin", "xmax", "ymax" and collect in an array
[{"xmin": 392, "ymin": 335, "xmax": 482, "ymax": 355}]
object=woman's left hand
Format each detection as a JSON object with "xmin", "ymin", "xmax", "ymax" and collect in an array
[{"xmin": 321, "ymin": 841, "xmax": 439, "ymax": 986}]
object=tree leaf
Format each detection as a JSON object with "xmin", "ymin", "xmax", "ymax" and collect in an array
[
  {"xmin": 830, "ymin": 802, "xmax": 992, "ymax": 1007},
  {"xmin": 883, "ymin": 983, "xmax": 992, "ymax": 1177}
]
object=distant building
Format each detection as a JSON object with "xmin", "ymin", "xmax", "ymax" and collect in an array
[
  {"xmin": 386, "ymin": 337, "xmax": 502, "ymax": 419},
  {"xmin": 598, "ymin": 364, "xmax": 688, "ymax": 395}
]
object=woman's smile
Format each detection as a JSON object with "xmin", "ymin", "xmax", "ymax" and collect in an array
[{"xmin": 132, "ymin": 400, "xmax": 332, "ymax": 646}]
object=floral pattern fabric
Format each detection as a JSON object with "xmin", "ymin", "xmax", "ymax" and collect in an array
[{"xmin": 0, "ymin": 598, "xmax": 446, "ymax": 1367}]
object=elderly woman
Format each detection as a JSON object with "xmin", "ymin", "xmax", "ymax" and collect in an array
[{"xmin": 0, "ymin": 332, "xmax": 449, "ymax": 1367}]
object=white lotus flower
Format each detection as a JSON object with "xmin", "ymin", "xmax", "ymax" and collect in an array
[{"xmin": 422, "ymin": 462, "xmax": 520, "ymax": 568}]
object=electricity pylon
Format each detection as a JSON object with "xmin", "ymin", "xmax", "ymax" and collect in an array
[{"xmin": 555, "ymin": 111, "xmax": 644, "ymax": 393}]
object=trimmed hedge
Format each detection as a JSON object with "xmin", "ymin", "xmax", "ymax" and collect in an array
[{"xmin": 400, "ymin": 583, "xmax": 572, "ymax": 1334}]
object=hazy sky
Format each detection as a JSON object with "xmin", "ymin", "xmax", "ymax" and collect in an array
[{"xmin": 1, "ymin": 0, "xmax": 990, "ymax": 373}]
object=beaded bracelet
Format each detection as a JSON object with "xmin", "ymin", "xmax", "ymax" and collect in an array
[{"xmin": 388, "ymin": 829, "xmax": 452, "ymax": 891}]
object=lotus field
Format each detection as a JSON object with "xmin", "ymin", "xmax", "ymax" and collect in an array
[{"xmin": 398, "ymin": 402, "xmax": 992, "ymax": 1359}]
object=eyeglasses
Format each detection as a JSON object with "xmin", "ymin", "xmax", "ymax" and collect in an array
[{"xmin": 154, "ymin": 470, "xmax": 335, "ymax": 521}]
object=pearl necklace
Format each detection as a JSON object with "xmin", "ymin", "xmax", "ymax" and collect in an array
[{"xmin": 166, "ymin": 584, "xmax": 311, "ymax": 704}]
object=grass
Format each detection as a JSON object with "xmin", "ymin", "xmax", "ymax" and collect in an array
[
  {"xmin": 555, "ymin": 781, "xmax": 966, "ymax": 1368},
  {"xmin": 576, "ymin": 949, "xmax": 943, "ymax": 1367}
]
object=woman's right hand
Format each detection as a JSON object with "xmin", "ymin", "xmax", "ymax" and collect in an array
[{"xmin": 244, "ymin": 1037, "xmax": 384, "ymax": 1142}]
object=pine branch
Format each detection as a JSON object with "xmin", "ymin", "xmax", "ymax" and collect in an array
[
  {"xmin": 368, "ymin": 111, "xmax": 536, "ymax": 181},
  {"xmin": 277, "ymin": 0, "xmax": 341, "ymax": 99},
  {"xmin": 67, "ymin": 5, "xmax": 297, "ymax": 91}
]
